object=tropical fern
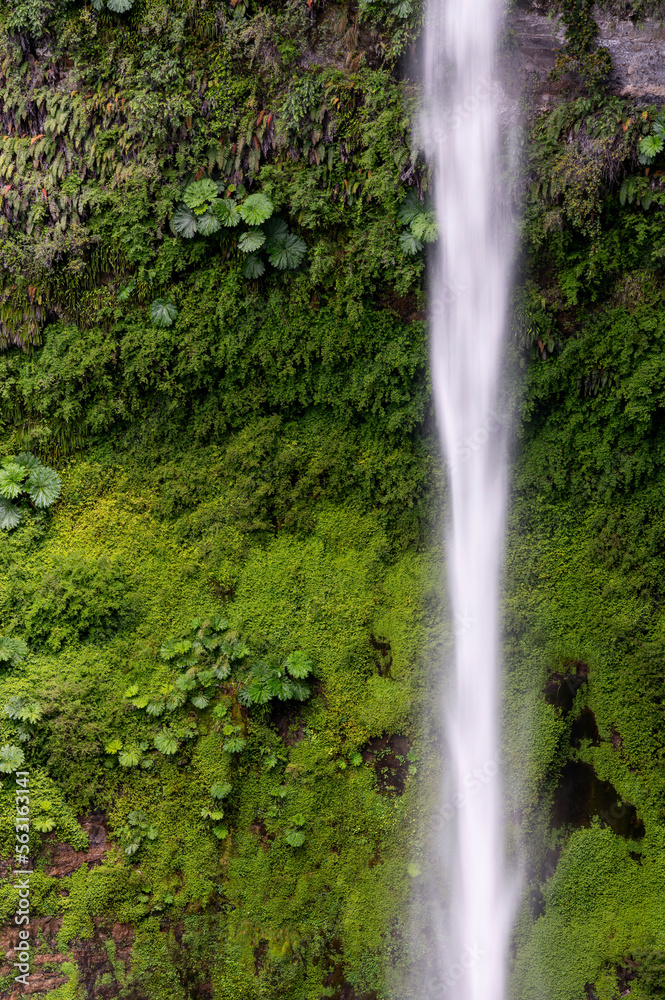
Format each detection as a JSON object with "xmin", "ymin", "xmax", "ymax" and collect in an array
[{"xmin": 397, "ymin": 190, "xmax": 438, "ymax": 254}]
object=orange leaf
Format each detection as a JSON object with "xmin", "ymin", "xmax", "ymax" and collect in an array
[
  {"xmin": 3, "ymin": 184, "xmax": 11, "ymax": 194},
  {"xmin": 42, "ymin": 187, "xmax": 47, "ymax": 198},
  {"xmin": 266, "ymin": 113, "xmax": 272, "ymax": 127},
  {"xmin": 30, "ymin": 134, "xmax": 45, "ymax": 145},
  {"xmin": 256, "ymin": 110, "xmax": 265, "ymax": 127},
  {"xmin": 196, "ymin": 167, "xmax": 204, "ymax": 181}
]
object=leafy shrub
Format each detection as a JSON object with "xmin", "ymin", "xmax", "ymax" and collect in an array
[
  {"xmin": 638, "ymin": 114, "xmax": 665, "ymax": 165},
  {"xmin": 550, "ymin": 0, "xmax": 612, "ymax": 93},
  {"xmin": 92, "ymin": 0, "xmax": 135, "ymax": 12},
  {"xmin": 170, "ymin": 180, "xmax": 306, "ymax": 277},
  {"xmin": 397, "ymin": 193, "xmax": 438, "ymax": 256},
  {"xmin": 238, "ymin": 651, "xmax": 314, "ymax": 706},
  {"xmin": 0, "ymin": 453, "xmax": 61, "ymax": 530},
  {"xmin": 10, "ymin": 552, "xmax": 137, "ymax": 650},
  {"xmin": 118, "ymin": 810, "xmax": 159, "ymax": 856},
  {"xmin": 4, "ymin": 696, "xmax": 44, "ymax": 745},
  {"xmin": 0, "ymin": 636, "xmax": 28, "ymax": 668},
  {"xmin": 0, "ymin": 744, "xmax": 25, "ymax": 773}
]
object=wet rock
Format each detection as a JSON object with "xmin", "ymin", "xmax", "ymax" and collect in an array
[
  {"xmin": 552, "ymin": 761, "xmax": 645, "ymax": 839},
  {"xmin": 544, "ymin": 661, "xmax": 589, "ymax": 716},
  {"xmin": 361, "ymin": 734, "xmax": 411, "ymax": 795},
  {"xmin": 369, "ymin": 636, "xmax": 393, "ymax": 677},
  {"xmin": 45, "ymin": 811, "xmax": 109, "ymax": 877},
  {"xmin": 570, "ymin": 706, "xmax": 601, "ymax": 748},
  {"xmin": 505, "ymin": 3, "xmax": 665, "ymax": 100}
]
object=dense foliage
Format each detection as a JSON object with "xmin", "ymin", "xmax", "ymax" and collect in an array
[{"xmin": 0, "ymin": 0, "xmax": 664, "ymax": 997}]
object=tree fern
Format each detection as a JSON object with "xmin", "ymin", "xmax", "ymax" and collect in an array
[
  {"xmin": 214, "ymin": 199, "xmax": 242, "ymax": 227},
  {"xmin": 197, "ymin": 212, "xmax": 221, "ymax": 236},
  {"xmin": 0, "ymin": 454, "xmax": 61, "ymax": 529},
  {"xmin": 154, "ymin": 731, "xmax": 179, "ymax": 755},
  {"xmin": 183, "ymin": 179, "xmax": 219, "ymax": 211}
]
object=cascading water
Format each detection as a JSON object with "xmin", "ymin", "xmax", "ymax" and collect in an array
[{"xmin": 421, "ymin": 0, "xmax": 515, "ymax": 996}]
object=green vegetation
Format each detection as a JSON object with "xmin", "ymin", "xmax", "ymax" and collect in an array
[{"xmin": 0, "ymin": 0, "xmax": 663, "ymax": 996}]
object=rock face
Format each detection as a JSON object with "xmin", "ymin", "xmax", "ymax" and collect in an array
[{"xmin": 507, "ymin": 2, "xmax": 665, "ymax": 100}]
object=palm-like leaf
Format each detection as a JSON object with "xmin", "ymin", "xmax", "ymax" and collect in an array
[
  {"xmin": 171, "ymin": 205, "xmax": 198, "ymax": 238},
  {"xmin": 154, "ymin": 731, "xmax": 180, "ymax": 755},
  {"xmin": 15, "ymin": 453, "xmax": 41, "ymax": 471},
  {"xmin": 26, "ymin": 465, "xmax": 61, "ymax": 508},
  {"xmin": 239, "ymin": 228, "xmax": 266, "ymax": 253},
  {"xmin": 0, "ymin": 463, "xmax": 28, "ymax": 499},
  {"xmin": 118, "ymin": 749, "xmax": 141, "ymax": 767},
  {"xmin": 211, "ymin": 782, "xmax": 232, "ymax": 799},
  {"xmin": 160, "ymin": 638, "xmax": 191, "ymax": 661},
  {"xmin": 284, "ymin": 650, "xmax": 313, "ymax": 679},
  {"xmin": 150, "ymin": 299, "xmax": 178, "ymax": 328},
  {"xmin": 183, "ymin": 179, "xmax": 219, "ymax": 210},
  {"xmin": 223, "ymin": 736, "xmax": 246, "ymax": 754},
  {"xmin": 0, "ymin": 636, "xmax": 28, "ymax": 666},
  {"xmin": 397, "ymin": 191, "xmax": 422, "ymax": 226},
  {"xmin": 0, "ymin": 744, "xmax": 25, "ymax": 773},
  {"xmin": 214, "ymin": 199, "xmax": 242, "ymax": 227},
  {"xmin": 0, "ymin": 499, "xmax": 22, "ymax": 530},
  {"xmin": 264, "ymin": 217, "xmax": 289, "ymax": 241},
  {"xmin": 34, "ymin": 816, "xmax": 56, "ymax": 832},
  {"xmin": 243, "ymin": 253, "xmax": 266, "ymax": 279},
  {"xmin": 638, "ymin": 134, "xmax": 664, "ymax": 164},
  {"xmin": 197, "ymin": 211, "xmax": 221, "ymax": 236},
  {"xmin": 191, "ymin": 694, "xmax": 209, "ymax": 709},
  {"xmin": 399, "ymin": 230, "xmax": 423, "ymax": 255},
  {"xmin": 239, "ymin": 193, "xmax": 274, "ymax": 225},
  {"xmin": 266, "ymin": 233, "xmax": 306, "ymax": 270},
  {"xmin": 285, "ymin": 829, "xmax": 305, "ymax": 847},
  {"xmin": 107, "ymin": 0, "xmax": 135, "ymax": 9},
  {"xmin": 410, "ymin": 211, "xmax": 438, "ymax": 243}
]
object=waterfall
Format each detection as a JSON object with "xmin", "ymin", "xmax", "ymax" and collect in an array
[{"xmin": 421, "ymin": 0, "xmax": 516, "ymax": 995}]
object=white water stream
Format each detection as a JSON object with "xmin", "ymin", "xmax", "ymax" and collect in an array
[{"xmin": 421, "ymin": 0, "xmax": 515, "ymax": 997}]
